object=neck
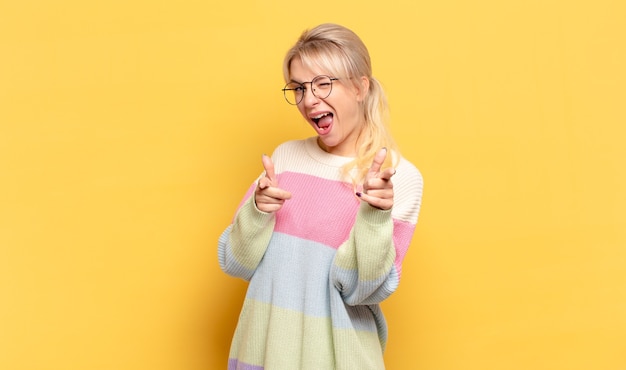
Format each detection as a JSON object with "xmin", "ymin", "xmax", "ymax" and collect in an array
[{"xmin": 317, "ymin": 137, "xmax": 359, "ymax": 157}]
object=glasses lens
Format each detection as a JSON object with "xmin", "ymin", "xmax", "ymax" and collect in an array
[
  {"xmin": 283, "ymin": 82, "xmax": 304, "ymax": 105},
  {"xmin": 312, "ymin": 76, "xmax": 333, "ymax": 99}
]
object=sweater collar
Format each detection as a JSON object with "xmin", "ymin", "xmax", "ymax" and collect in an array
[{"xmin": 304, "ymin": 137, "xmax": 355, "ymax": 168}]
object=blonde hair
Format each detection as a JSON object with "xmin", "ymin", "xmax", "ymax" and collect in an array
[{"xmin": 283, "ymin": 23, "xmax": 399, "ymax": 184}]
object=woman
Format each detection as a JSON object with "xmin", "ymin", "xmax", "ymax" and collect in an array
[{"xmin": 218, "ymin": 23, "xmax": 423, "ymax": 369}]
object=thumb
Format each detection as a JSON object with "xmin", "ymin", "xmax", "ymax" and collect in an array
[
  {"xmin": 261, "ymin": 154, "xmax": 276, "ymax": 183},
  {"xmin": 367, "ymin": 148, "xmax": 387, "ymax": 179}
]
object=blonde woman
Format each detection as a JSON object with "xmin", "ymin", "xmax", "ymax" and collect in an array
[{"xmin": 218, "ymin": 23, "xmax": 423, "ymax": 370}]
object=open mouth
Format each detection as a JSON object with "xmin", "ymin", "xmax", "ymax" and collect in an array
[{"xmin": 311, "ymin": 112, "xmax": 333, "ymax": 129}]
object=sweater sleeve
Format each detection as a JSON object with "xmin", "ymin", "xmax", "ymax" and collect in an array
[
  {"xmin": 330, "ymin": 159, "xmax": 423, "ymax": 306},
  {"xmin": 330, "ymin": 204, "xmax": 397, "ymax": 305},
  {"xmin": 218, "ymin": 189, "xmax": 276, "ymax": 281}
]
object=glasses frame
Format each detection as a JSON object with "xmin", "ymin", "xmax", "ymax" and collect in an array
[{"xmin": 282, "ymin": 75, "xmax": 339, "ymax": 105}]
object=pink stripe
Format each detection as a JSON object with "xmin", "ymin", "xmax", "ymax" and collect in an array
[
  {"xmin": 235, "ymin": 172, "xmax": 417, "ymax": 270},
  {"xmin": 392, "ymin": 219, "xmax": 416, "ymax": 278},
  {"xmin": 274, "ymin": 172, "xmax": 360, "ymax": 249}
]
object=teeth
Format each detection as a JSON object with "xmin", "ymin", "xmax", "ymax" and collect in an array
[{"xmin": 312, "ymin": 112, "xmax": 329, "ymax": 120}]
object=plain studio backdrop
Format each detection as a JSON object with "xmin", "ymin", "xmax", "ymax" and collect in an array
[{"xmin": 1, "ymin": 1, "xmax": 624, "ymax": 369}]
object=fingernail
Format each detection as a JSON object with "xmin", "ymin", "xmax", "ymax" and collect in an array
[
  {"xmin": 355, "ymin": 192, "xmax": 362, "ymax": 197},
  {"xmin": 382, "ymin": 147, "xmax": 387, "ymax": 151}
]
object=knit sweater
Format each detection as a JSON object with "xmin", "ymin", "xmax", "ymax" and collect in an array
[{"xmin": 218, "ymin": 137, "xmax": 423, "ymax": 370}]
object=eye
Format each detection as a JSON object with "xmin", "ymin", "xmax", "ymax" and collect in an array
[{"xmin": 285, "ymin": 83, "xmax": 305, "ymax": 93}]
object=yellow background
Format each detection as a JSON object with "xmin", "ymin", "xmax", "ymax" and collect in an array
[{"xmin": 1, "ymin": 0, "xmax": 625, "ymax": 369}]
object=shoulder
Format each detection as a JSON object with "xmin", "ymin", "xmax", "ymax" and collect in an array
[
  {"xmin": 391, "ymin": 156, "xmax": 424, "ymax": 224},
  {"xmin": 271, "ymin": 139, "xmax": 308, "ymax": 158},
  {"xmin": 395, "ymin": 157, "xmax": 423, "ymax": 190},
  {"xmin": 268, "ymin": 139, "xmax": 310, "ymax": 175}
]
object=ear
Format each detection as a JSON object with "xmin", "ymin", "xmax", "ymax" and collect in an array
[{"xmin": 355, "ymin": 76, "xmax": 370, "ymax": 102}]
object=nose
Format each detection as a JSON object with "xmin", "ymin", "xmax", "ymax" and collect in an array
[{"xmin": 301, "ymin": 83, "xmax": 320, "ymax": 106}]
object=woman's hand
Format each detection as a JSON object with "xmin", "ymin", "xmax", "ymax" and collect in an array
[
  {"xmin": 357, "ymin": 148, "xmax": 395, "ymax": 210},
  {"xmin": 255, "ymin": 154, "xmax": 292, "ymax": 213}
]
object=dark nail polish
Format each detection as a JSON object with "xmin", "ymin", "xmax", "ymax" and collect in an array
[{"xmin": 355, "ymin": 192, "xmax": 362, "ymax": 197}]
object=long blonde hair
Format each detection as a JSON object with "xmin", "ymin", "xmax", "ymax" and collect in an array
[{"xmin": 283, "ymin": 23, "xmax": 399, "ymax": 184}]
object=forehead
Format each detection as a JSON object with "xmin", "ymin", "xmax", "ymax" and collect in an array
[{"xmin": 288, "ymin": 57, "xmax": 329, "ymax": 83}]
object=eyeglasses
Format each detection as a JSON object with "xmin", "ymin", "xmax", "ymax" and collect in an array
[{"xmin": 282, "ymin": 75, "xmax": 339, "ymax": 105}]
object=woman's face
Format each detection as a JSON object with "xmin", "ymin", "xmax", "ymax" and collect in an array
[{"xmin": 289, "ymin": 57, "xmax": 368, "ymax": 157}]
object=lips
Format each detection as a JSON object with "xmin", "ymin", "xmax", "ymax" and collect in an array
[{"xmin": 310, "ymin": 112, "xmax": 334, "ymax": 134}]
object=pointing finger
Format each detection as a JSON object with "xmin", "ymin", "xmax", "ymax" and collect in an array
[
  {"xmin": 379, "ymin": 167, "xmax": 396, "ymax": 181},
  {"xmin": 258, "ymin": 176, "xmax": 271, "ymax": 190}
]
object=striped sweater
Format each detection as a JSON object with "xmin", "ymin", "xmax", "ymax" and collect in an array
[{"xmin": 218, "ymin": 137, "xmax": 423, "ymax": 370}]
